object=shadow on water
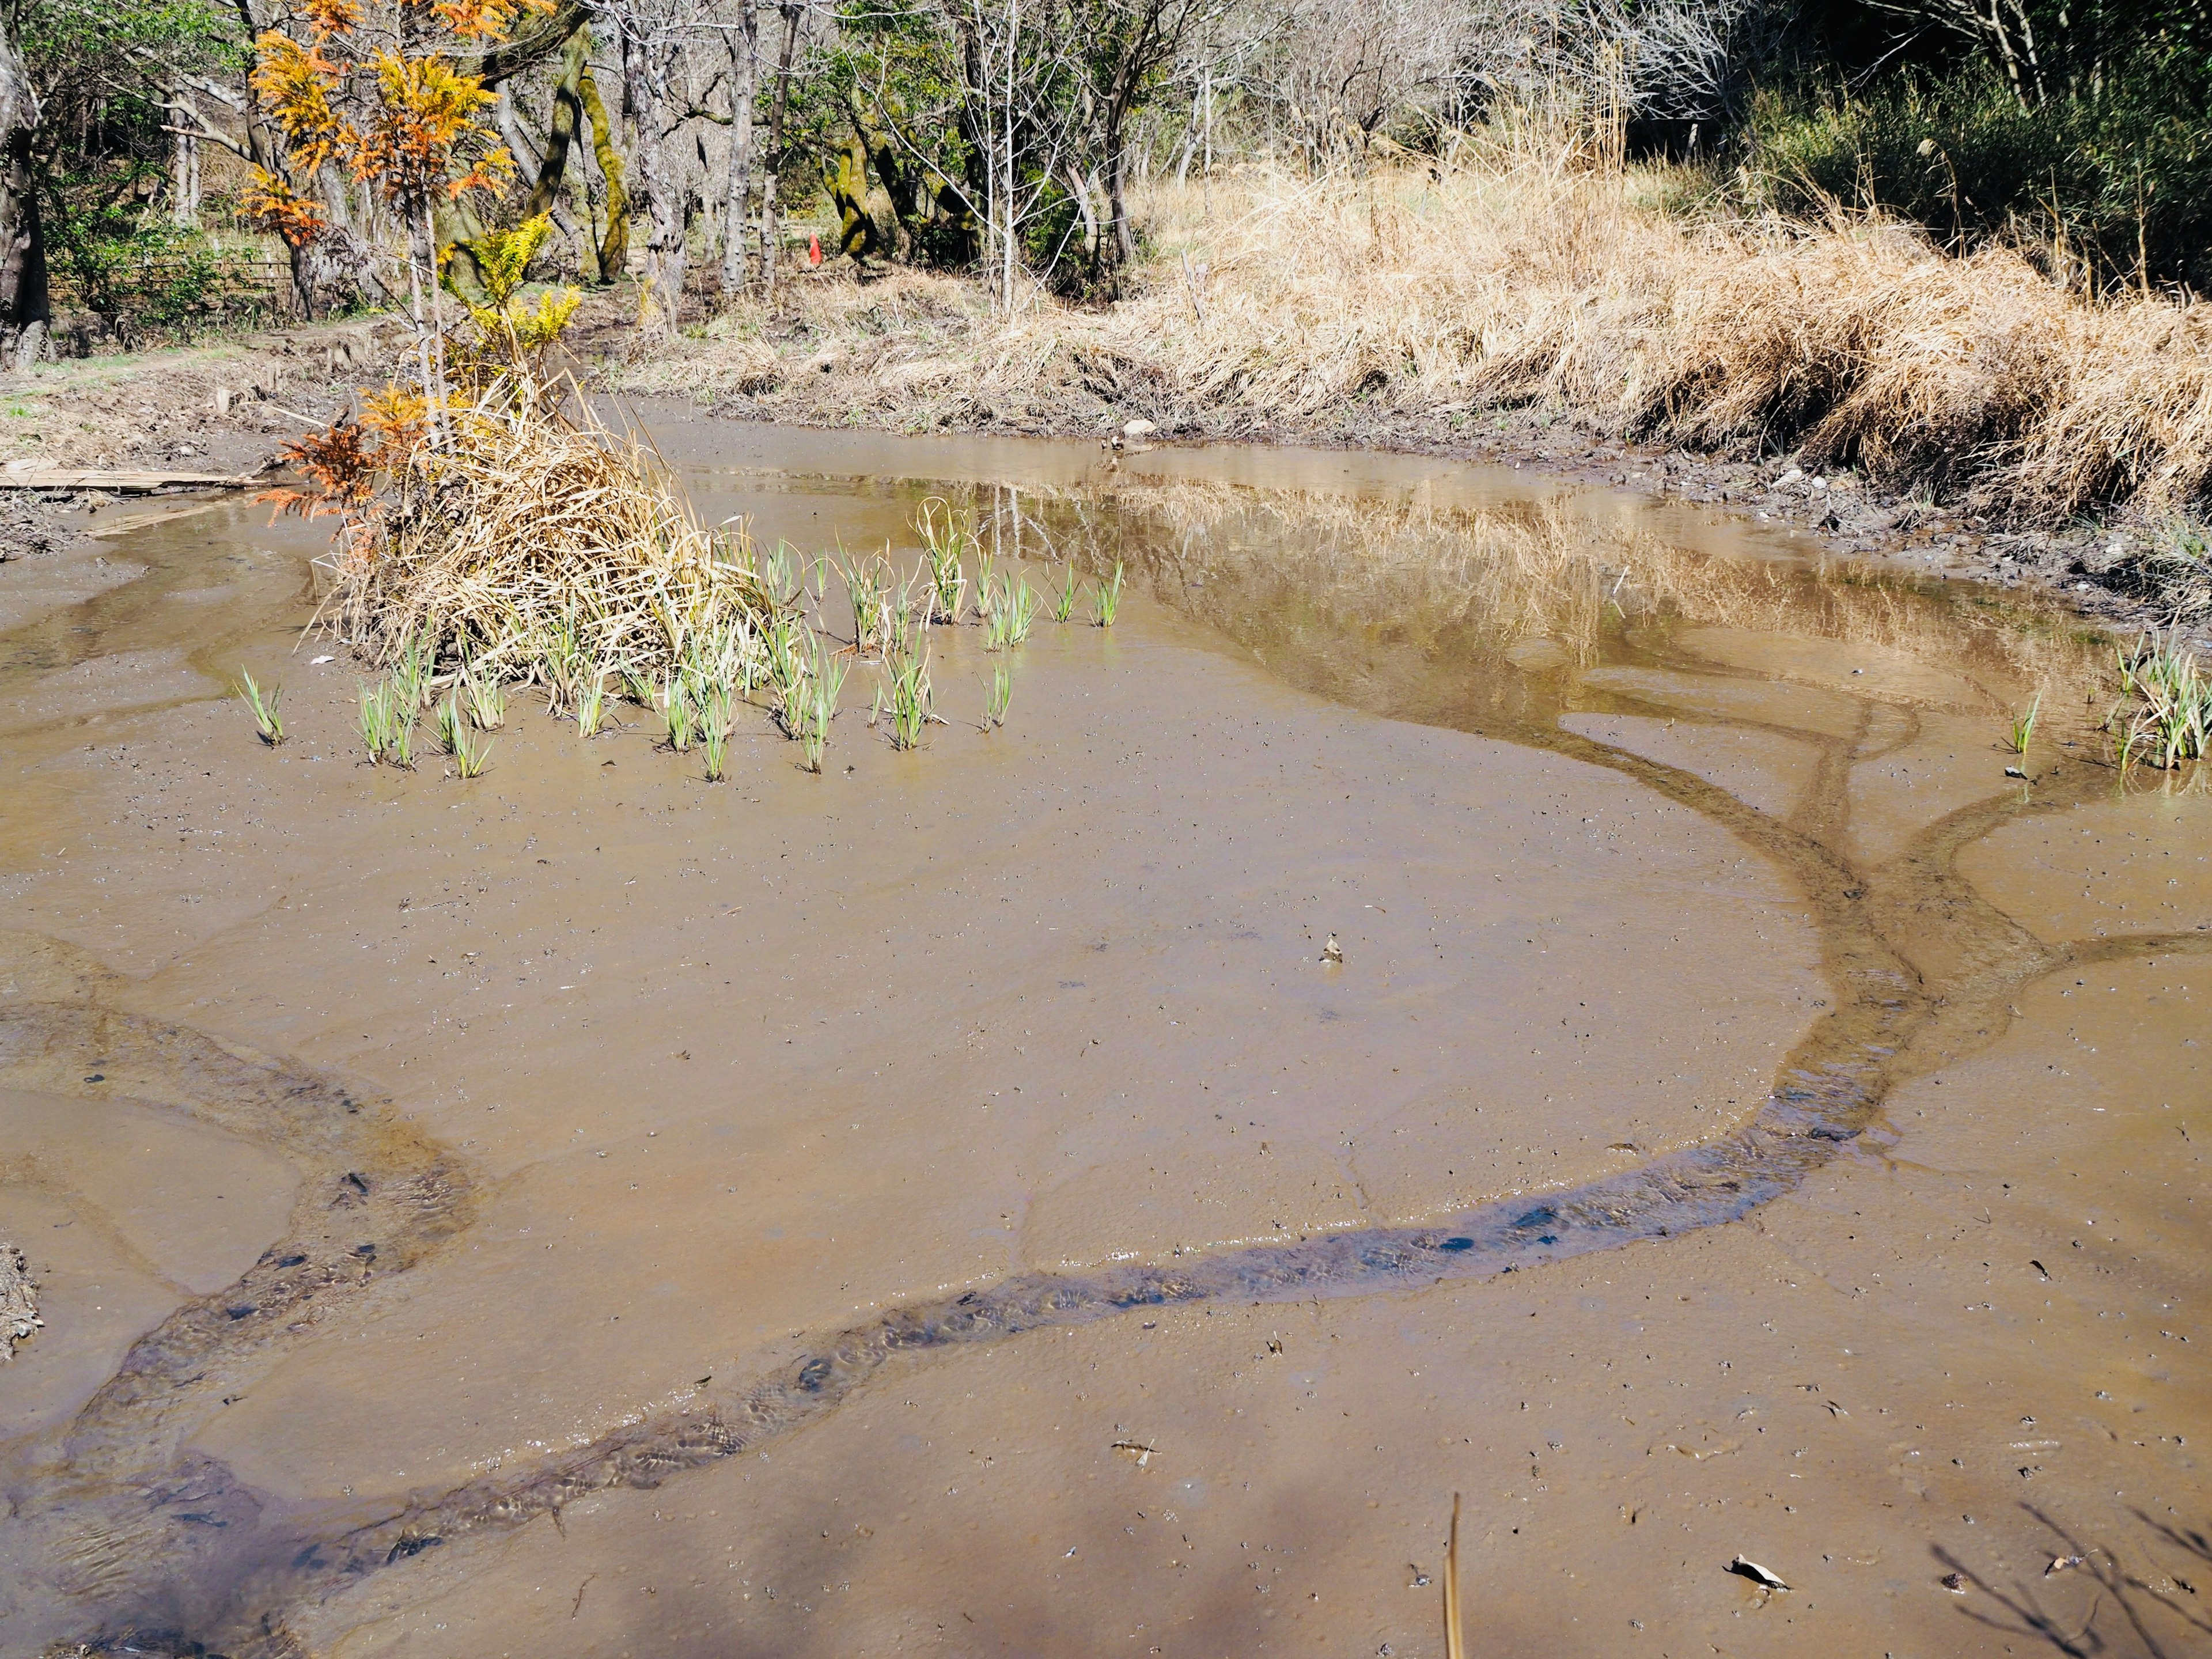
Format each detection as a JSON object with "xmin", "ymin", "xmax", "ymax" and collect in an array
[{"xmin": 3, "ymin": 453, "xmax": 2206, "ymax": 1655}]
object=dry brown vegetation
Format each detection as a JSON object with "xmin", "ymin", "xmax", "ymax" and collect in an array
[
  {"xmin": 626, "ymin": 146, "xmax": 2212, "ymax": 528},
  {"xmin": 316, "ymin": 390, "xmax": 774, "ymax": 693}
]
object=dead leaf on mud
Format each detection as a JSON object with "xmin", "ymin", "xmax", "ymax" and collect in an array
[
  {"xmin": 1112, "ymin": 1440, "xmax": 1158, "ymax": 1468},
  {"xmin": 1665, "ymin": 1438, "xmax": 1740, "ymax": 1460},
  {"xmin": 2046, "ymin": 1554, "xmax": 2087, "ymax": 1576},
  {"xmin": 1728, "ymin": 1555, "xmax": 1790, "ymax": 1591}
]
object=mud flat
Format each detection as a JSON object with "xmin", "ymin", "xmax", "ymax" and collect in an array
[{"xmin": 1, "ymin": 424, "xmax": 2205, "ymax": 1657}]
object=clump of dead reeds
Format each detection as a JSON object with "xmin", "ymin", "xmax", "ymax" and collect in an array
[{"xmin": 309, "ymin": 387, "xmax": 775, "ymax": 703}]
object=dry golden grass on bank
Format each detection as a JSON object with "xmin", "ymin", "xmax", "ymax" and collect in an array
[{"xmin": 629, "ymin": 147, "xmax": 2212, "ymax": 526}]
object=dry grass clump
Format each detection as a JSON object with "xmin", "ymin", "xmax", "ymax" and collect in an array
[
  {"xmin": 636, "ymin": 142, "xmax": 2212, "ymax": 525},
  {"xmin": 316, "ymin": 390, "xmax": 774, "ymax": 700},
  {"xmin": 1126, "ymin": 161, "xmax": 2212, "ymax": 521}
]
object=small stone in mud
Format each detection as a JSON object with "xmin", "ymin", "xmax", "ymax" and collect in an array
[{"xmin": 1941, "ymin": 1572, "xmax": 1969, "ymax": 1593}]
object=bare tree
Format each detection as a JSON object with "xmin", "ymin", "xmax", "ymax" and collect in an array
[{"xmin": 0, "ymin": 15, "xmax": 44, "ymax": 366}]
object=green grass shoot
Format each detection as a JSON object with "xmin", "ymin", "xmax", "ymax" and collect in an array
[
  {"xmin": 887, "ymin": 633, "xmax": 934, "ymax": 751},
  {"xmin": 464, "ymin": 671, "xmax": 506, "ymax": 731},
  {"xmin": 700, "ymin": 687, "xmax": 731, "ymax": 782},
  {"xmin": 2008, "ymin": 692, "xmax": 2041, "ymax": 755},
  {"xmin": 577, "ymin": 675, "xmax": 608, "ymax": 738},
  {"xmin": 662, "ymin": 676, "xmax": 696, "ymax": 752},
  {"xmin": 983, "ymin": 661, "xmax": 1012, "ymax": 728},
  {"xmin": 1052, "ymin": 566, "xmax": 1078, "ymax": 622},
  {"xmin": 236, "ymin": 669, "xmax": 285, "ymax": 745},
  {"xmin": 1091, "ymin": 562, "xmax": 1125, "ymax": 627}
]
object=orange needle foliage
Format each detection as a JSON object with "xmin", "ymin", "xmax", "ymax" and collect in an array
[{"xmin": 244, "ymin": 0, "xmax": 555, "ymax": 247}]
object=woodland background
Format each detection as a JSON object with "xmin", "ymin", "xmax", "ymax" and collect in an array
[{"xmin": 0, "ymin": 1, "xmax": 2202, "ymax": 360}]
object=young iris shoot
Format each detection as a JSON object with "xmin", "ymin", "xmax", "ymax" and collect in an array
[
  {"xmin": 700, "ymin": 687, "xmax": 732, "ymax": 782},
  {"xmin": 918, "ymin": 497, "xmax": 971, "ymax": 623},
  {"xmin": 1052, "ymin": 566, "xmax": 1078, "ymax": 623},
  {"xmin": 1001, "ymin": 576, "xmax": 1038, "ymax": 646},
  {"xmin": 236, "ymin": 669, "xmax": 285, "ymax": 745},
  {"xmin": 358, "ymin": 680, "xmax": 407, "ymax": 764},
  {"xmin": 577, "ymin": 675, "xmax": 608, "ymax": 738},
  {"xmin": 437, "ymin": 694, "xmax": 468, "ymax": 755},
  {"xmin": 983, "ymin": 662, "xmax": 1012, "ymax": 729},
  {"xmin": 887, "ymin": 634, "xmax": 934, "ymax": 751},
  {"xmin": 662, "ymin": 677, "xmax": 696, "ymax": 752},
  {"xmin": 440, "ymin": 690, "xmax": 492, "ymax": 778},
  {"xmin": 2008, "ymin": 692, "xmax": 2041, "ymax": 755},
  {"xmin": 463, "ymin": 671, "xmax": 506, "ymax": 731},
  {"xmin": 1092, "ymin": 562, "xmax": 1125, "ymax": 627}
]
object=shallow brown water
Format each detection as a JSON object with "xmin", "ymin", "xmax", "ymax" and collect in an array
[{"xmin": 1, "ymin": 423, "xmax": 2207, "ymax": 1658}]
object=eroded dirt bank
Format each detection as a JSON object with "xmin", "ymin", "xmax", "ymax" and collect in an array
[{"xmin": 1, "ymin": 426, "xmax": 2206, "ymax": 1657}]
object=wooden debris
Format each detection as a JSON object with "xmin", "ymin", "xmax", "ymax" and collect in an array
[
  {"xmin": 2, "ymin": 1241, "xmax": 39, "ymax": 1361},
  {"xmin": 0, "ymin": 460, "xmax": 261, "ymax": 493}
]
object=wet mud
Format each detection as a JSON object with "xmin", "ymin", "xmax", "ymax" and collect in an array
[{"xmin": 2, "ymin": 425, "xmax": 2206, "ymax": 1657}]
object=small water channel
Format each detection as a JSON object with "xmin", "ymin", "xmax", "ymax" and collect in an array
[{"xmin": 2, "ymin": 423, "xmax": 2206, "ymax": 1658}]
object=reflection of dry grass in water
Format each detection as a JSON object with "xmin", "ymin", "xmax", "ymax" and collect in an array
[
  {"xmin": 637, "ymin": 149, "xmax": 2212, "ymax": 522},
  {"xmin": 315, "ymin": 394, "xmax": 775, "ymax": 698},
  {"xmin": 1026, "ymin": 478, "xmax": 2108, "ymax": 704}
]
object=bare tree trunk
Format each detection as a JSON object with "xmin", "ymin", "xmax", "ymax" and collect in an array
[
  {"xmin": 0, "ymin": 19, "xmax": 47, "ymax": 368},
  {"xmin": 619, "ymin": 21, "xmax": 685, "ymax": 333},
  {"xmin": 171, "ymin": 96, "xmax": 202, "ymax": 228},
  {"xmin": 760, "ymin": 1, "xmax": 800, "ymax": 297},
  {"xmin": 719, "ymin": 0, "xmax": 758, "ymax": 303}
]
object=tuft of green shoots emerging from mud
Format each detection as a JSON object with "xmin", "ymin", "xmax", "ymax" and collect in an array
[
  {"xmin": 1003, "ymin": 576, "xmax": 1038, "ymax": 645},
  {"xmin": 918, "ymin": 497, "xmax": 971, "ymax": 624},
  {"xmin": 974, "ymin": 551, "xmax": 999, "ymax": 622},
  {"xmin": 463, "ymin": 670, "xmax": 506, "ymax": 732},
  {"xmin": 1052, "ymin": 565, "xmax": 1078, "ymax": 623},
  {"xmin": 452, "ymin": 729, "xmax": 492, "ymax": 778},
  {"xmin": 2007, "ymin": 692, "xmax": 2041, "ymax": 755},
  {"xmin": 236, "ymin": 669, "xmax": 285, "ymax": 745},
  {"xmin": 437, "ymin": 694, "xmax": 467, "ymax": 756},
  {"xmin": 2111, "ymin": 631, "xmax": 2212, "ymax": 771},
  {"xmin": 699, "ymin": 686, "xmax": 732, "ymax": 782},
  {"xmin": 983, "ymin": 661, "xmax": 1013, "ymax": 729},
  {"xmin": 844, "ymin": 552, "xmax": 891, "ymax": 657},
  {"xmin": 358, "ymin": 680, "xmax": 408, "ymax": 764},
  {"xmin": 577, "ymin": 674, "xmax": 609, "ymax": 739},
  {"xmin": 385, "ymin": 688, "xmax": 418, "ymax": 768},
  {"xmin": 1091, "ymin": 562, "xmax": 1125, "ymax": 627},
  {"xmin": 440, "ymin": 695, "xmax": 492, "ymax": 778},
  {"xmin": 886, "ymin": 631, "xmax": 934, "ymax": 751},
  {"xmin": 392, "ymin": 630, "xmax": 437, "ymax": 714},
  {"xmin": 662, "ymin": 676, "xmax": 696, "ymax": 752},
  {"xmin": 986, "ymin": 576, "xmax": 1040, "ymax": 649}
]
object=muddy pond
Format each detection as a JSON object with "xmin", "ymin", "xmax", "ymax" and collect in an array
[{"xmin": 2, "ymin": 417, "xmax": 2208, "ymax": 1658}]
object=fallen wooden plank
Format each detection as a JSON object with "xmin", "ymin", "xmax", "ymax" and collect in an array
[
  {"xmin": 82, "ymin": 499, "xmax": 230, "ymax": 537},
  {"xmin": 0, "ymin": 464, "xmax": 262, "ymax": 493}
]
